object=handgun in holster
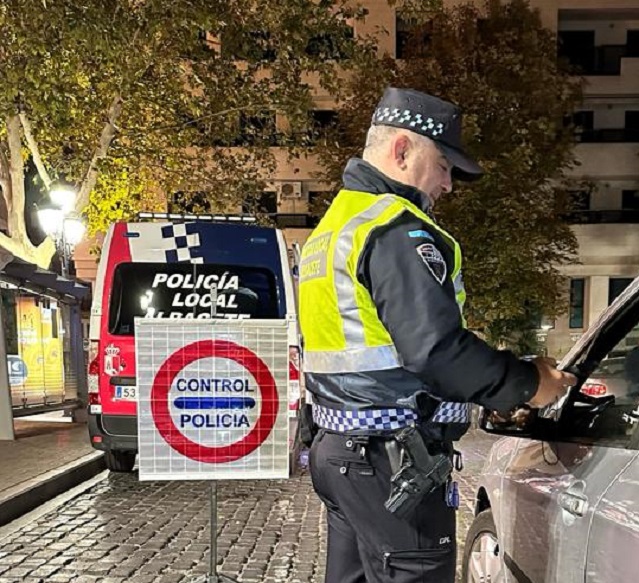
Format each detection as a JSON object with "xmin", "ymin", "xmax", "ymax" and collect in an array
[{"xmin": 384, "ymin": 426, "xmax": 453, "ymax": 520}]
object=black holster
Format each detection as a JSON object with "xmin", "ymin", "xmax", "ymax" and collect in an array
[{"xmin": 384, "ymin": 426, "xmax": 453, "ymax": 520}]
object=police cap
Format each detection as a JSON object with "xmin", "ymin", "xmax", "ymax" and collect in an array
[{"xmin": 372, "ymin": 87, "xmax": 483, "ymax": 181}]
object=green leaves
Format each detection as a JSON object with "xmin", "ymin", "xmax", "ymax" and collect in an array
[{"xmin": 0, "ymin": 0, "xmax": 367, "ymax": 243}]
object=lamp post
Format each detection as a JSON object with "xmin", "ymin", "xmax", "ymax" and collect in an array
[{"xmin": 37, "ymin": 183, "xmax": 86, "ymax": 278}]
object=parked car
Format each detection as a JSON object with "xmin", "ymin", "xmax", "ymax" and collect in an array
[{"xmin": 462, "ymin": 275, "xmax": 639, "ymax": 583}]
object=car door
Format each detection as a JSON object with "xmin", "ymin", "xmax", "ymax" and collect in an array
[
  {"xmin": 498, "ymin": 283, "xmax": 639, "ymax": 583},
  {"xmin": 586, "ymin": 453, "xmax": 639, "ymax": 583}
]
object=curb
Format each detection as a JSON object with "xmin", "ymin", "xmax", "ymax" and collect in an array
[{"xmin": 0, "ymin": 451, "xmax": 106, "ymax": 527}]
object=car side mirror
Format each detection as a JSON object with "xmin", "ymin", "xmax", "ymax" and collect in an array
[
  {"xmin": 479, "ymin": 406, "xmax": 535, "ymax": 437},
  {"xmin": 479, "ymin": 406, "xmax": 558, "ymax": 440}
]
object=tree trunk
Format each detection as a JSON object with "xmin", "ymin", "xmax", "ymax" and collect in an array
[{"xmin": 0, "ymin": 115, "xmax": 56, "ymax": 270}]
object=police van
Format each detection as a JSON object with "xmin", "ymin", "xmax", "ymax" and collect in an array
[{"xmin": 87, "ymin": 213, "xmax": 302, "ymax": 472}]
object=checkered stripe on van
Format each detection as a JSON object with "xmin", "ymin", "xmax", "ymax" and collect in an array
[{"xmin": 160, "ymin": 224, "xmax": 203, "ymax": 264}]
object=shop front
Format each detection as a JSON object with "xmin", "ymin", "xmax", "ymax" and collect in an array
[{"xmin": 0, "ymin": 256, "xmax": 88, "ymax": 435}]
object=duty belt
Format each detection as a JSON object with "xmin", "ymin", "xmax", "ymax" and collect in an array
[{"xmin": 312, "ymin": 404, "xmax": 419, "ymax": 433}]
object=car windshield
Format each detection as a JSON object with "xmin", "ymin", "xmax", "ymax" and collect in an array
[{"xmin": 108, "ymin": 262, "xmax": 280, "ymax": 335}]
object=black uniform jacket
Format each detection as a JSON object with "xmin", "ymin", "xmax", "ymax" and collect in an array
[{"xmin": 305, "ymin": 158, "xmax": 539, "ymax": 415}]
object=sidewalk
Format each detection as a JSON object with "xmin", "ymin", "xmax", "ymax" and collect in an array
[{"xmin": 0, "ymin": 416, "xmax": 105, "ymax": 527}]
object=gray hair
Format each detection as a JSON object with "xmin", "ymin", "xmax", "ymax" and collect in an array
[{"xmin": 363, "ymin": 124, "xmax": 434, "ymax": 161}]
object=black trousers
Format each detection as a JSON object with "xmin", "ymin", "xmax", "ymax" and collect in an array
[{"xmin": 309, "ymin": 429, "xmax": 456, "ymax": 583}]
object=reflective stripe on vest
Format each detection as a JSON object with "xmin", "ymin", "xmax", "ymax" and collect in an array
[{"xmin": 300, "ymin": 190, "xmax": 465, "ymax": 373}]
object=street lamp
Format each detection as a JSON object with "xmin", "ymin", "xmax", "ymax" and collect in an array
[
  {"xmin": 49, "ymin": 183, "xmax": 76, "ymax": 214},
  {"xmin": 37, "ymin": 184, "xmax": 86, "ymax": 278}
]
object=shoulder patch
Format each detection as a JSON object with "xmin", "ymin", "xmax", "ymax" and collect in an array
[
  {"xmin": 408, "ymin": 229, "xmax": 434, "ymax": 241},
  {"xmin": 416, "ymin": 243, "xmax": 447, "ymax": 284}
]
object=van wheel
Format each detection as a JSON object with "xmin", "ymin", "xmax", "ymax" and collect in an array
[
  {"xmin": 462, "ymin": 509, "xmax": 505, "ymax": 583},
  {"xmin": 104, "ymin": 451, "xmax": 136, "ymax": 472}
]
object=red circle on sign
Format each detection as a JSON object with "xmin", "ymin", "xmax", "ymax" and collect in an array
[{"xmin": 150, "ymin": 339, "xmax": 279, "ymax": 463}]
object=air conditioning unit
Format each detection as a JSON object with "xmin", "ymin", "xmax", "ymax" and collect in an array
[{"xmin": 276, "ymin": 181, "xmax": 303, "ymax": 201}]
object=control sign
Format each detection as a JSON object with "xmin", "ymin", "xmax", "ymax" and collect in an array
[{"xmin": 135, "ymin": 319, "xmax": 290, "ymax": 481}]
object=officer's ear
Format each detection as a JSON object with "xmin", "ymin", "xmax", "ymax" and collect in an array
[{"xmin": 392, "ymin": 134, "xmax": 410, "ymax": 171}]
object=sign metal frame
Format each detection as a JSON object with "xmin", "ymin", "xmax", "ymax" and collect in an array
[{"xmin": 135, "ymin": 317, "xmax": 291, "ymax": 583}]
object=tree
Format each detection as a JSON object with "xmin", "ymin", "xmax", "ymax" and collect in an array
[
  {"xmin": 0, "ymin": 0, "xmax": 367, "ymax": 268},
  {"xmin": 316, "ymin": 0, "xmax": 584, "ymax": 348}
]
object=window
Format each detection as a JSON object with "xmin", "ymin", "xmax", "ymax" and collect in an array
[
  {"xmin": 609, "ymin": 278, "xmax": 634, "ymax": 305},
  {"xmin": 622, "ymin": 190, "xmax": 639, "ymax": 210},
  {"xmin": 236, "ymin": 111, "xmax": 277, "ymax": 146},
  {"xmin": 596, "ymin": 45, "xmax": 625, "ymax": 75},
  {"xmin": 305, "ymin": 26, "xmax": 354, "ymax": 60},
  {"xmin": 221, "ymin": 29, "xmax": 276, "ymax": 62},
  {"xmin": 558, "ymin": 292, "xmax": 639, "ymax": 449},
  {"xmin": 569, "ymin": 278, "xmax": 585, "ymax": 329},
  {"xmin": 185, "ymin": 109, "xmax": 278, "ymax": 147},
  {"xmin": 170, "ymin": 191, "xmax": 211, "ymax": 214},
  {"xmin": 276, "ymin": 214, "xmax": 311, "ymax": 228},
  {"xmin": 568, "ymin": 189, "xmax": 591, "ymax": 211},
  {"xmin": 241, "ymin": 191, "xmax": 277, "ymax": 215},
  {"xmin": 558, "ymin": 30, "xmax": 595, "ymax": 72},
  {"xmin": 308, "ymin": 190, "xmax": 331, "ymax": 223},
  {"xmin": 395, "ymin": 15, "xmax": 432, "ymax": 59},
  {"xmin": 308, "ymin": 110, "xmax": 338, "ymax": 145},
  {"xmin": 628, "ymin": 30, "xmax": 639, "ymax": 57},
  {"xmin": 569, "ymin": 110, "xmax": 594, "ymax": 141},
  {"xmin": 625, "ymin": 111, "xmax": 639, "ymax": 142}
]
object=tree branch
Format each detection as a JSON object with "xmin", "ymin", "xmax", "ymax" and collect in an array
[
  {"xmin": 0, "ymin": 231, "xmax": 21, "ymax": 255},
  {"xmin": 6, "ymin": 115, "xmax": 27, "ymax": 241},
  {"xmin": 76, "ymin": 95, "xmax": 122, "ymax": 211},
  {"xmin": 19, "ymin": 112, "xmax": 52, "ymax": 189},
  {"xmin": 0, "ymin": 141, "xmax": 10, "ymax": 205},
  {"xmin": 0, "ymin": 229, "xmax": 55, "ymax": 269}
]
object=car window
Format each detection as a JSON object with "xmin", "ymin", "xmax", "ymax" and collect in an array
[{"xmin": 558, "ymin": 297, "xmax": 639, "ymax": 449}]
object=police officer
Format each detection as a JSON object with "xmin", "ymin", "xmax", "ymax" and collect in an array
[{"xmin": 298, "ymin": 88, "xmax": 576, "ymax": 583}]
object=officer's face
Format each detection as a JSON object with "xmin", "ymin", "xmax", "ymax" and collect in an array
[{"xmin": 410, "ymin": 139, "xmax": 453, "ymax": 206}]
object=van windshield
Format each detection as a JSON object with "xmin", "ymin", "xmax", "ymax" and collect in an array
[{"xmin": 108, "ymin": 262, "xmax": 280, "ymax": 336}]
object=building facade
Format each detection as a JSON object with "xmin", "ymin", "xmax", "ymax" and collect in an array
[{"xmin": 74, "ymin": 0, "xmax": 639, "ymax": 356}]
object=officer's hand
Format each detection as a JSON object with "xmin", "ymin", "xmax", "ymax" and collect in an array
[{"xmin": 527, "ymin": 357, "xmax": 577, "ymax": 408}]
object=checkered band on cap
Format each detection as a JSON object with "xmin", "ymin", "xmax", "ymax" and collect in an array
[
  {"xmin": 372, "ymin": 107, "xmax": 446, "ymax": 138},
  {"xmin": 312, "ymin": 404, "xmax": 419, "ymax": 433},
  {"xmin": 431, "ymin": 402, "xmax": 471, "ymax": 424},
  {"xmin": 160, "ymin": 223, "xmax": 203, "ymax": 264}
]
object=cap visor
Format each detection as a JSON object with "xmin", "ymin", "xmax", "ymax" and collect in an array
[{"xmin": 437, "ymin": 143, "xmax": 484, "ymax": 182}]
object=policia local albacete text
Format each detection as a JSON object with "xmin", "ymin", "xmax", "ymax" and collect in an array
[{"xmin": 143, "ymin": 272, "xmax": 251, "ymax": 319}]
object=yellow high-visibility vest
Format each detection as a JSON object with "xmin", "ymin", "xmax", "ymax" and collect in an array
[{"xmin": 299, "ymin": 189, "xmax": 465, "ymax": 374}]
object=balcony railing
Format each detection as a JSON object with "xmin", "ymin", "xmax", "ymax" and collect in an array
[
  {"xmin": 564, "ymin": 209, "xmax": 639, "ymax": 224},
  {"xmin": 575, "ymin": 128, "xmax": 639, "ymax": 143},
  {"xmin": 562, "ymin": 45, "xmax": 639, "ymax": 76},
  {"xmin": 275, "ymin": 213, "xmax": 318, "ymax": 229}
]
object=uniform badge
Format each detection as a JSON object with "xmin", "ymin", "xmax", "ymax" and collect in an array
[{"xmin": 416, "ymin": 243, "xmax": 447, "ymax": 284}]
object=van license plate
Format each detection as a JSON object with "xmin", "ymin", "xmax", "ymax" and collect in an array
[{"xmin": 115, "ymin": 386, "xmax": 137, "ymax": 401}]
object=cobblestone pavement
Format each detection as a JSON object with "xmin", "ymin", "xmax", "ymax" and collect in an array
[{"xmin": 0, "ymin": 430, "xmax": 499, "ymax": 583}]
